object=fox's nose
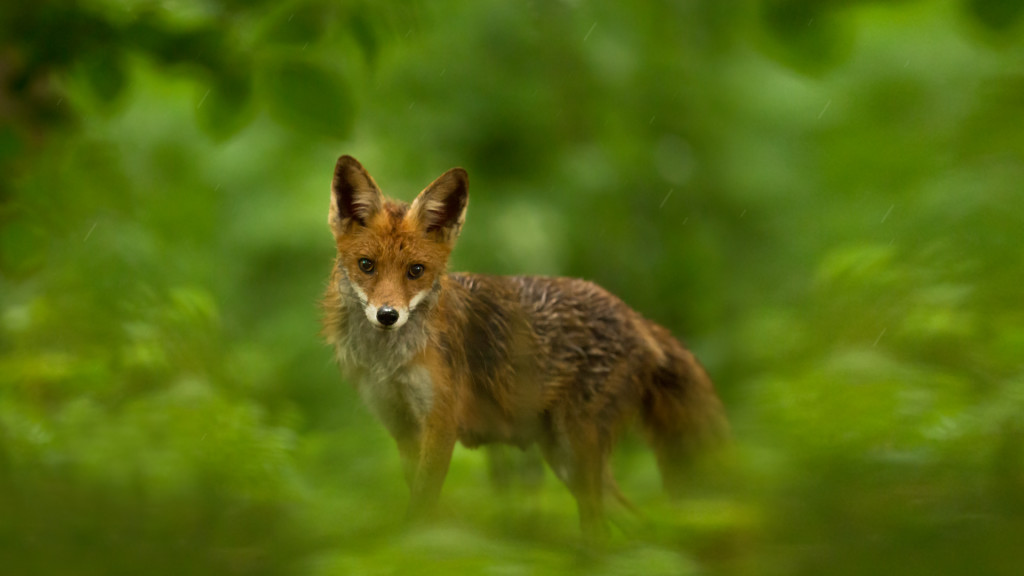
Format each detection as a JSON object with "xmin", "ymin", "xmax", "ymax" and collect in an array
[{"xmin": 376, "ymin": 306, "xmax": 400, "ymax": 326}]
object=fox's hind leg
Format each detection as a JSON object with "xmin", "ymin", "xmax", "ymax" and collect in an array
[
  {"xmin": 603, "ymin": 463, "xmax": 639, "ymax": 516},
  {"xmin": 538, "ymin": 415, "xmax": 610, "ymax": 541},
  {"xmin": 572, "ymin": 435, "xmax": 608, "ymax": 541}
]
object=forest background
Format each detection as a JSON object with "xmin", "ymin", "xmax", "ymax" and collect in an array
[{"xmin": 2, "ymin": 1, "xmax": 1023, "ymax": 574}]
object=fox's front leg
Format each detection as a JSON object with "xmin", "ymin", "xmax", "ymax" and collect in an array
[
  {"xmin": 402, "ymin": 408, "xmax": 458, "ymax": 520},
  {"xmin": 396, "ymin": 435, "xmax": 420, "ymax": 489}
]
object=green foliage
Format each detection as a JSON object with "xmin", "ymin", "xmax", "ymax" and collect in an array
[
  {"xmin": 2, "ymin": 0, "xmax": 1023, "ymax": 574},
  {"xmin": 264, "ymin": 57, "xmax": 354, "ymax": 140}
]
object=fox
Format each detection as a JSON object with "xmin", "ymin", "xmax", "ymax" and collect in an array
[{"xmin": 322, "ymin": 155, "xmax": 727, "ymax": 538}]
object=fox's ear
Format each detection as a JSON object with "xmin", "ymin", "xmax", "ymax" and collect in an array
[
  {"xmin": 330, "ymin": 155, "xmax": 383, "ymax": 233},
  {"xmin": 409, "ymin": 167, "xmax": 469, "ymax": 244}
]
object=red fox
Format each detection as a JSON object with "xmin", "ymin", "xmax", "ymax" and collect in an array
[{"xmin": 322, "ymin": 155, "xmax": 727, "ymax": 538}]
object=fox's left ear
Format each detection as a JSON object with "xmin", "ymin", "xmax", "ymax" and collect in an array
[{"xmin": 409, "ymin": 167, "xmax": 469, "ymax": 245}]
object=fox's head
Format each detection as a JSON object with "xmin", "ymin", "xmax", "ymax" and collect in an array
[{"xmin": 328, "ymin": 155, "xmax": 468, "ymax": 331}]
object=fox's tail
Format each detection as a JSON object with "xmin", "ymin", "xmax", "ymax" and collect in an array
[{"xmin": 639, "ymin": 324, "xmax": 729, "ymax": 497}]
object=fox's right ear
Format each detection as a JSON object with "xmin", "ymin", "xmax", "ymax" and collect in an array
[{"xmin": 329, "ymin": 155, "xmax": 383, "ymax": 234}]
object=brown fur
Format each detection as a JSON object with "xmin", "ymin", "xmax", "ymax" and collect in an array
[{"xmin": 321, "ymin": 156, "xmax": 728, "ymax": 538}]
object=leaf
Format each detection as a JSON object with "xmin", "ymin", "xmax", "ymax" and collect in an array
[
  {"xmin": 129, "ymin": 16, "xmax": 224, "ymax": 69},
  {"xmin": 756, "ymin": 0, "xmax": 853, "ymax": 76},
  {"xmin": 195, "ymin": 69, "xmax": 256, "ymax": 141},
  {"xmin": 264, "ymin": 58, "xmax": 354, "ymax": 139},
  {"xmin": 0, "ymin": 216, "xmax": 47, "ymax": 279},
  {"xmin": 79, "ymin": 47, "xmax": 127, "ymax": 108},
  {"xmin": 259, "ymin": 1, "xmax": 330, "ymax": 47},
  {"xmin": 964, "ymin": 0, "xmax": 1024, "ymax": 33},
  {"xmin": 349, "ymin": 3, "xmax": 380, "ymax": 66}
]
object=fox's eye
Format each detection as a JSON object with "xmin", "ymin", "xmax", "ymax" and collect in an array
[
  {"xmin": 357, "ymin": 258, "xmax": 375, "ymax": 274},
  {"xmin": 408, "ymin": 264, "xmax": 425, "ymax": 279}
]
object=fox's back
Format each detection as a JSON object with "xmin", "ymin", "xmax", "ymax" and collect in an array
[
  {"xmin": 463, "ymin": 274, "xmax": 644, "ymax": 360},
  {"xmin": 446, "ymin": 274, "xmax": 673, "ymax": 418}
]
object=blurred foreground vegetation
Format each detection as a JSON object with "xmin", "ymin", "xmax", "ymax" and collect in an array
[{"xmin": 2, "ymin": 0, "xmax": 1023, "ymax": 574}]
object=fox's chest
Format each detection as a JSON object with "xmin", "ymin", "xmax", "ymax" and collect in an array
[{"xmin": 355, "ymin": 364, "xmax": 434, "ymax": 435}]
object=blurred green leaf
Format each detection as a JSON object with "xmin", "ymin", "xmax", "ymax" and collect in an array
[
  {"xmin": 77, "ymin": 48, "xmax": 127, "ymax": 109},
  {"xmin": 259, "ymin": 1, "xmax": 330, "ymax": 47},
  {"xmin": 756, "ymin": 0, "xmax": 854, "ymax": 75},
  {"xmin": 0, "ymin": 127, "xmax": 23, "ymax": 163},
  {"xmin": 815, "ymin": 244, "xmax": 897, "ymax": 288},
  {"xmin": 195, "ymin": 68, "xmax": 256, "ymax": 141},
  {"xmin": 964, "ymin": 0, "xmax": 1024, "ymax": 33},
  {"xmin": 128, "ymin": 15, "xmax": 225, "ymax": 69},
  {"xmin": 263, "ymin": 58, "xmax": 354, "ymax": 139},
  {"xmin": 0, "ymin": 216, "xmax": 47, "ymax": 279},
  {"xmin": 348, "ymin": 3, "xmax": 381, "ymax": 66}
]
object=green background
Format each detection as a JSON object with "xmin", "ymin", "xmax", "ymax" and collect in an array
[{"xmin": 2, "ymin": 0, "xmax": 1023, "ymax": 574}]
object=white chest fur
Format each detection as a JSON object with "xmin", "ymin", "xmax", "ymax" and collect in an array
[{"xmin": 356, "ymin": 364, "xmax": 434, "ymax": 434}]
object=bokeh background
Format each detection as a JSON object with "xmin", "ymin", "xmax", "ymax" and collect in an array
[{"xmin": 2, "ymin": 0, "xmax": 1023, "ymax": 574}]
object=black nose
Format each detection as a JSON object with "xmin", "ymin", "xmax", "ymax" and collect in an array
[{"xmin": 376, "ymin": 306, "xmax": 399, "ymax": 326}]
